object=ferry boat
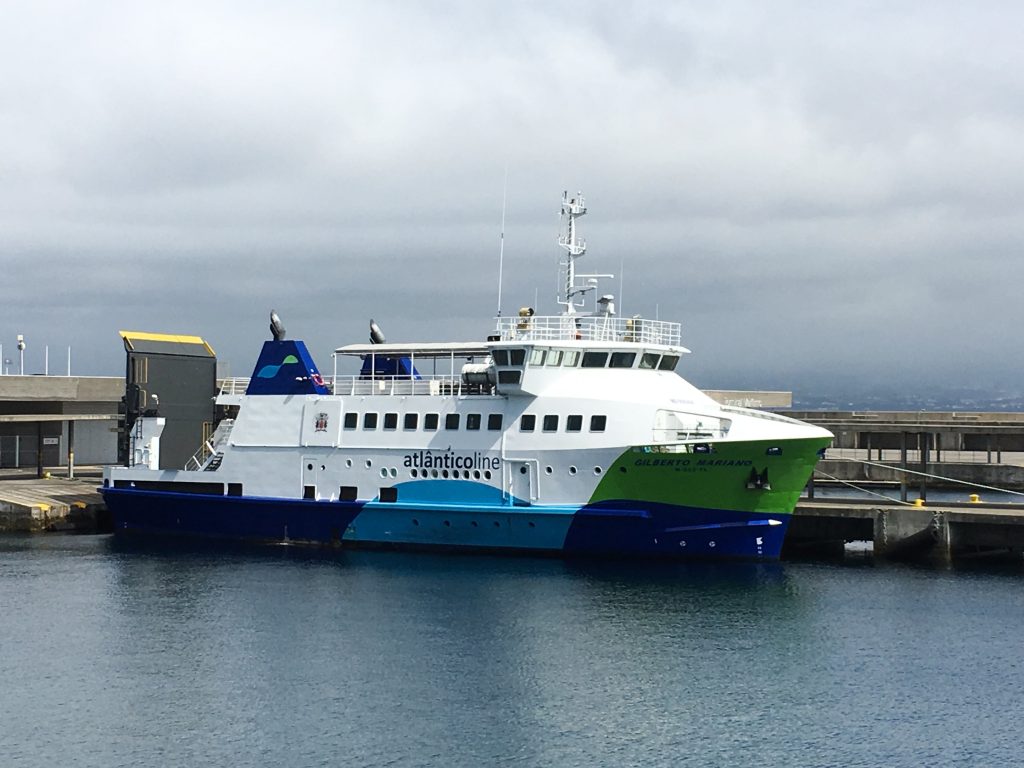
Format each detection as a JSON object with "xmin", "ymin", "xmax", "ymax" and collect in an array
[{"xmin": 101, "ymin": 192, "xmax": 832, "ymax": 559}]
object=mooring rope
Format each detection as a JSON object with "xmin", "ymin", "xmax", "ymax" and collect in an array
[
  {"xmin": 811, "ymin": 467, "xmax": 918, "ymax": 505},
  {"xmin": 826, "ymin": 456, "xmax": 1024, "ymax": 498}
]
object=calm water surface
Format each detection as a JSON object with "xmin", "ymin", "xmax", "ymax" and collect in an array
[{"xmin": 2, "ymin": 534, "xmax": 1022, "ymax": 767}]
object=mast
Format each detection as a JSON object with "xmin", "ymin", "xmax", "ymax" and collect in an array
[
  {"xmin": 557, "ymin": 191, "xmax": 612, "ymax": 316},
  {"xmin": 557, "ymin": 191, "xmax": 587, "ymax": 315}
]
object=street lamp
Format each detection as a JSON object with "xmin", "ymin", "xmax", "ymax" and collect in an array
[
  {"xmin": 17, "ymin": 335, "xmax": 25, "ymax": 375},
  {"xmin": 3, "ymin": 358, "xmax": 10, "ymax": 376}
]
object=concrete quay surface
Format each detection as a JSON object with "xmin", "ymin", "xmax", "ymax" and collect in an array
[
  {"xmin": 789, "ymin": 498, "xmax": 1024, "ymax": 562},
  {"xmin": 0, "ymin": 469, "xmax": 107, "ymax": 533}
]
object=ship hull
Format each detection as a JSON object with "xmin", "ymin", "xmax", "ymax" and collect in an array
[{"xmin": 101, "ymin": 487, "xmax": 792, "ymax": 559}]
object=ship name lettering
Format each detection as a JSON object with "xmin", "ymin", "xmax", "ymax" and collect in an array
[{"xmin": 403, "ymin": 451, "xmax": 501, "ymax": 471}]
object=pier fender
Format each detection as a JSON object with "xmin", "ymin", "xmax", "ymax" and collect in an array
[{"xmin": 873, "ymin": 507, "xmax": 950, "ymax": 562}]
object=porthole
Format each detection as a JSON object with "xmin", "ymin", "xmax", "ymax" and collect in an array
[
  {"xmin": 411, "ymin": 468, "xmax": 418, "ymax": 478},
  {"xmin": 545, "ymin": 466, "xmax": 553, "ymax": 474},
  {"xmin": 473, "ymin": 470, "xmax": 481, "ymax": 479},
  {"xmin": 390, "ymin": 468, "xmax": 397, "ymax": 478},
  {"xmin": 484, "ymin": 470, "xmax": 492, "ymax": 480},
  {"xmin": 594, "ymin": 467, "xmax": 603, "ymax": 476},
  {"xmin": 452, "ymin": 469, "xmax": 459, "ymax": 479},
  {"xmin": 568, "ymin": 466, "xmax": 577, "ymax": 475},
  {"xmin": 365, "ymin": 459, "xmax": 372, "ymax": 468},
  {"xmin": 346, "ymin": 459, "xmax": 353, "ymax": 468},
  {"xmin": 307, "ymin": 463, "xmax": 313, "ymax": 471},
  {"xmin": 380, "ymin": 468, "xmax": 388, "ymax": 478},
  {"xmin": 520, "ymin": 466, "xmax": 528, "ymax": 475},
  {"xmin": 442, "ymin": 469, "xmax": 449, "ymax": 479},
  {"xmin": 431, "ymin": 469, "xmax": 439, "ymax": 478},
  {"xmin": 320, "ymin": 464, "xmax": 326, "ymax": 471}
]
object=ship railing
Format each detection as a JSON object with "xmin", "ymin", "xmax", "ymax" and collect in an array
[
  {"xmin": 330, "ymin": 374, "xmax": 498, "ymax": 397},
  {"xmin": 183, "ymin": 419, "xmax": 235, "ymax": 471},
  {"xmin": 217, "ymin": 375, "xmax": 498, "ymax": 399},
  {"xmin": 651, "ymin": 428, "xmax": 730, "ymax": 444},
  {"xmin": 494, "ymin": 315, "xmax": 682, "ymax": 346}
]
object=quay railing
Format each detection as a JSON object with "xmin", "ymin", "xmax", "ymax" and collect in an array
[{"xmin": 494, "ymin": 315, "xmax": 682, "ymax": 346}]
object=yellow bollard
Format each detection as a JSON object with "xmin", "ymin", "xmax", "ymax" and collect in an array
[
  {"xmin": 969, "ymin": 494, "xmax": 981, "ymax": 504},
  {"xmin": 913, "ymin": 498, "xmax": 925, "ymax": 507}
]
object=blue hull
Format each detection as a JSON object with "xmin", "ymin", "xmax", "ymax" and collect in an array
[{"xmin": 100, "ymin": 488, "xmax": 791, "ymax": 560}]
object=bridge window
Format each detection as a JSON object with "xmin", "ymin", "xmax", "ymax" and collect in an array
[
  {"xmin": 546, "ymin": 350, "xmax": 563, "ymax": 366},
  {"xmin": 467, "ymin": 413, "xmax": 482, "ymax": 430},
  {"xmin": 529, "ymin": 348, "xmax": 547, "ymax": 366},
  {"xmin": 566, "ymin": 415, "xmax": 583, "ymax": 432},
  {"xmin": 383, "ymin": 412, "xmax": 398, "ymax": 430},
  {"xmin": 563, "ymin": 350, "xmax": 580, "ymax": 367},
  {"xmin": 404, "ymin": 413, "xmax": 418, "ymax": 430},
  {"xmin": 581, "ymin": 351, "xmax": 608, "ymax": 368},
  {"xmin": 363, "ymin": 413, "xmax": 378, "ymax": 430},
  {"xmin": 492, "ymin": 349, "xmax": 510, "ymax": 366},
  {"xmin": 424, "ymin": 413, "xmax": 439, "ymax": 431},
  {"xmin": 520, "ymin": 414, "xmax": 536, "ymax": 432},
  {"xmin": 498, "ymin": 370, "xmax": 521, "ymax": 384},
  {"xmin": 445, "ymin": 413, "xmax": 460, "ymax": 430},
  {"xmin": 543, "ymin": 415, "xmax": 559, "ymax": 432},
  {"xmin": 509, "ymin": 349, "xmax": 526, "ymax": 366},
  {"xmin": 609, "ymin": 352, "xmax": 636, "ymax": 368},
  {"xmin": 639, "ymin": 353, "xmax": 660, "ymax": 369},
  {"xmin": 658, "ymin": 355, "xmax": 680, "ymax": 371},
  {"xmin": 344, "ymin": 412, "xmax": 358, "ymax": 429},
  {"xmin": 590, "ymin": 415, "xmax": 607, "ymax": 432},
  {"xmin": 488, "ymin": 414, "xmax": 503, "ymax": 431}
]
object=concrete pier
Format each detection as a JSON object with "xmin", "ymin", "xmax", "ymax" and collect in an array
[
  {"xmin": 788, "ymin": 499, "xmax": 1024, "ymax": 562},
  {"xmin": 0, "ymin": 471, "xmax": 107, "ymax": 533}
]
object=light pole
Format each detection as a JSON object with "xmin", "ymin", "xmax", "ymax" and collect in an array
[
  {"xmin": 3, "ymin": 358, "xmax": 10, "ymax": 376},
  {"xmin": 17, "ymin": 335, "xmax": 25, "ymax": 375}
]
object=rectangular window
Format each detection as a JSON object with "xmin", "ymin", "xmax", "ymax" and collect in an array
[
  {"xmin": 639, "ymin": 353, "xmax": 660, "ymax": 370},
  {"xmin": 520, "ymin": 414, "xmax": 536, "ymax": 432},
  {"xmin": 581, "ymin": 351, "xmax": 609, "ymax": 368},
  {"xmin": 590, "ymin": 415, "xmax": 607, "ymax": 432},
  {"xmin": 546, "ymin": 349, "xmax": 563, "ymax": 366},
  {"xmin": 529, "ymin": 348, "xmax": 547, "ymax": 366},
  {"xmin": 498, "ymin": 370, "xmax": 521, "ymax": 384},
  {"xmin": 383, "ymin": 412, "xmax": 398, "ymax": 430},
  {"xmin": 543, "ymin": 415, "xmax": 559, "ymax": 432},
  {"xmin": 609, "ymin": 352, "xmax": 636, "ymax": 368},
  {"xmin": 227, "ymin": 483, "xmax": 243, "ymax": 497},
  {"xmin": 404, "ymin": 413, "xmax": 418, "ymax": 430},
  {"xmin": 424, "ymin": 413, "xmax": 439, "ymax": 431},
  {"xmin": 445, "ymin": 413, "xmax": 460, "ymax": 430},
  {"xmin": 467, "ymin": 413, "xmax": 482, "ymax": 430},
  {"xmin": 339, "ymin": 486, "xmax": 358, "ymax": 501},
  {"xmin": 492, "ymin": 349, "xmax": 510, "ymax": 366},
  {"xmin": 344, "ymin": 412, "xmax": 358, "ymax": 429},
  {"xmin": 562, "ymin": 350, "xmax": 580, "ymax": 367},
  {"xmin": 363, "ymin": 412, "xmax": 378, "ymax": 430},
  {"xmin": 379, "ymin": 487, "xmax": 398, "ymax": 503},
  {"xmin": 566, "ymin": 415, "xmax": 583, "ymax": 432},
  {"xmin": 658, "ymin": 355, "xmax": 680, "ymax": 371},
  {"xmin": 509, "ymin": 349, "xmax": 526, "ymax": 366},
  {"xmin": 487, "ymin": 414, "xmax": 503, "ymax": 431},
  {"xmin": 303, "ymin": 485, "xmax": 316, "ymax": 500}
]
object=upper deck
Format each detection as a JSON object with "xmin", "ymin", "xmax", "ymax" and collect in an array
[{"xmin": 493, "ymin": 315, "xmax": 682, "ymax": 347}]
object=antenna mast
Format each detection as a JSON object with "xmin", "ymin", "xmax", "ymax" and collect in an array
[
  {"xmin": 557, "ymin": 190, "xmax": 612, "ymax": 315},
  {"xmin": 496, "ymin": 168, "xmax": 508, "ymax": 317}
]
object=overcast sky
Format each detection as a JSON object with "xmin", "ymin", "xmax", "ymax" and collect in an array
[{"xmin": 1, "ymin": 1, "xmax": 1022, "ymax": 392}]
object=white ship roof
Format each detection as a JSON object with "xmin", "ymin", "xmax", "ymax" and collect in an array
[{"xmin": 335, "ymin": 342, "xmax": 491, "ymax": 357}]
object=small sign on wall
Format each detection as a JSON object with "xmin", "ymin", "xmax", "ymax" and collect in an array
[{"xmin": 43, "ymin": 437, "xmax": 59, "ymax": 445}]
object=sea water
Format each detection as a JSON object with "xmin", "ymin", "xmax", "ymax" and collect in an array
[{"xmin": 1, "ymin": 534, "xmax": 1022, "ymax": 767}]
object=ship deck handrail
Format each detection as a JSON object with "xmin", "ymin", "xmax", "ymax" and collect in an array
[
  {"xmin": 494, "ymin": 315, "xmax": 682, "ymax": 346},
  {"xmin": 217, "ymin": 375, "xmax": 501, "ymax": 399}
]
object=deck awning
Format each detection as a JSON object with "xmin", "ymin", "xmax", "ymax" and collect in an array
[{"xmin": 335, "ymin": 342, "xmax": 491, "ymax": 358}]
